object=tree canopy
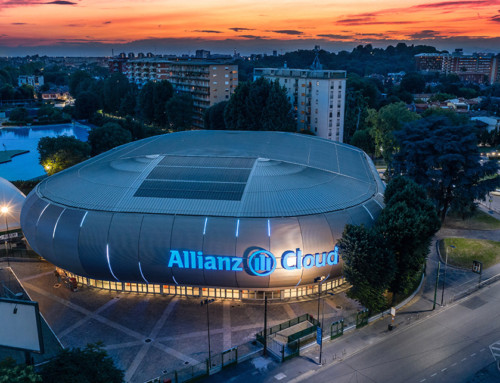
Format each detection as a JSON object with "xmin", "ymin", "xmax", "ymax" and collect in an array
[
  {"xmin": 39, "ymin": 343, "xmax": 124, "ymax": 383},
  {"xmin": 37, "ymin": 136, "xmax": 91, "ymax": 175},
  {"xmin": 224, "ymin": 78, "xmax": 295, "ymax": 132},
  {"xmin": 88, "ymin": 122, "xmax": 132, "ymax": 155},
  {"xmin": 138, "ymin": 80, "xmax": 174, "ymax": 126},
  {"xmin": 392, "ymin": 116, "xmax": 500, "ymax": 221},
  {"xmin": 204, "ymin": 101, "xmax": 228, "ymax": 130},
  {"xmin": 0, "ymin": 358, "xmax": 41, "ymax": 383},
  {"xmin": 166, "ymin": 93, "xmax": 194, "ymax": 131}
]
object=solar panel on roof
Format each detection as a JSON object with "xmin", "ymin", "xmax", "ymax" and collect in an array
[{"xmin": 134, "ymin": 156, "xmax": 256, "ymax": 201}]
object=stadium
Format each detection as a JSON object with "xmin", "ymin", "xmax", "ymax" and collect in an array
[{"xmin": 21, "ymin": 131, "xmax": 384, "ymax": 300}]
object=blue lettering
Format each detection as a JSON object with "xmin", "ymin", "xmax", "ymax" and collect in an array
[
  {"xmin": 303, "ymin": 254, "xmax": 315, "ymax": 269},
  {"xmin": 296, "ymin": 248, "xmax": 303, "ymax": 269},
  {"xmin": 205, "ymin": 256, "xmax": 217, "ymax": 270},
  {"xmin": 315, "ymin": 252, "xmax": 327, "ymax": 267},
  {"xmin": 218, "ymin": 257, "xmax": 230, "ymax": 271},
  {"xmin": 281, "ymin": 250, "xmax": 297, "ymax": 270},
  {"xmin": 231, "ymin": 258, "xmax": 243, "ymax": 271},
  {"xmin": 168, "ymin": 250, "xmax": 184, "ymax": 268},
  {"xmin": 327, "ymin": 247, "xmax": 339, "ymax": 265}
]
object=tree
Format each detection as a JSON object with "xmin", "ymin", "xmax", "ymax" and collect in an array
[
  {"xmin": 75, "ymin": 91, "xmax": 100, "ymax": 120},
  {"xmin": 367, "ymin": 102, "xmax": 420, "ymax": 164},
  {"xmin": 350, "ymin": 129, "xmax": 375, "ymax": 156},
  {"xmin": 338, "ymin": 224, "xmax": 395, "ymax": 312},
  {"xmin": 69, "ymin": 70, "xmax": 94, "ymax": 97},
  {"xmin": 102, "ymin": 73, "xmax": 132, "ymax": 114},
  {"xmin": 392, "ymin": 116, "xmax": 500, "ymax": 221},
  {"xmin": 9, "ymin": 107, "xmax": 29, "ymax": 123},
  {"xmin": 224, "ymin": 78, "xmax": 295, "ymax": 132},
  {"xmin": 37, "ymin": 136, "xmax": 91, "ymax": 175},
  {"xmin": 138, "ymin": 80, "xmax": 174, "ymax": 126},
  {"xmin": 204, "ymin": 101, "xmax": 228, "ymax": 130},
  {"xmin": 39, "ymin": 343, "xmax": 124, "ymax": 383},
  {"xmin": 399, "ymin": 72, "xmax": 425, "ymax": 94},
  {"xmin": 378, "ymin": 177, "xmax": 440, "ymax": 297},
  {"xmin": 88, "ymin": 122, "xmax": 132, "ymax": 155},
  {"xmin": 0, "ymin": 358, "xmax": 41, "ymax": 383},
  {"xmin": 165, "ymin": 93, "xmax": 194, "ymax": 131}
]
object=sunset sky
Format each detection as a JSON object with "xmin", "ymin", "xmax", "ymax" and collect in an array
[{"xmin": 1, "ymin": 0, "xmax": 499, "ymax": 56}]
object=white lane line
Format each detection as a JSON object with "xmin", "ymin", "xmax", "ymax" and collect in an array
[
  {"xmin": 451, "ymin": 363, "xmax": 457, "ymax": 367},
  {"xmin": 461, "ymin": 358, "xmax": 467, "ymax": 362},
  {"xmin": 471, "ymin": 353, "xmax": 476, "ymax": 357},
  {"xmin": 480, "ymin": 348, "xmax": 486, "ymax": 352},
  {"xmin": 441, "ymin": 368, "xmax": 447, "ymax": 372},
  {"xmin": 431, "ymin": 373, "xmax": 437, "ymax": 377},
  {"xmin": 420, "ymin": 379, "xmax": 426, "ymax": 382}
]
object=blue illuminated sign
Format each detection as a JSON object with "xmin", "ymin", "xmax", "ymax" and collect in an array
[{"xmin": 167, "ymin": 246, "xmax": 339, "ymax": 277}]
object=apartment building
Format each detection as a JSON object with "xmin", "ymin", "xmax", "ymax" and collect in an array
[
  {"xmin": 254, "ymin": 67, "xmax": 346, "ymax": 142},
  {"xmin": 122, "ymin": 58, "xmax": 238, "ymax": 127},
  {"xmin": 415, "ymin": 51, "xmax": 500, "ymax": 85},
  {"xmin": 18, "ymin": 75, "xmax": 44, "ymax": 88}
]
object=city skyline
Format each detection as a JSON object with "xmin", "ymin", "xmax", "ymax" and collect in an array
[{"xmin": 0, "ymin": 0, "xmax": 500, "ymax": 56}]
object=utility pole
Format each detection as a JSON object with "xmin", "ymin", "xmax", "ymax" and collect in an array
[
  {"xmin": 263, "ymin": 294, "xmax": 268, "ymax": 356},
  {"xmin": 433, "ymin": 261, "xmax": 441, "ymax": 310}
]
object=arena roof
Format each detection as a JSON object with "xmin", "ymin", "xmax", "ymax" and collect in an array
[{"xmin": 36, "ymin": 131, "xmax": 384, "ymax": 217}]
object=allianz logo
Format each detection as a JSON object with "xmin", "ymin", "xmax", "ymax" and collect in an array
[{"xmin": 167, "ymin": 247, "xmax": 339, "ymax": 277}]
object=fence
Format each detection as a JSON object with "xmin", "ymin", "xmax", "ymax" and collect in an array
[{"xmin": 255, "ymin": 313, "xmax": 319, "ymax": 343}]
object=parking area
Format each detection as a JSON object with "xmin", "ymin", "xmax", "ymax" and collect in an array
[{"xmin": 6, "ymin": 260, "xmax": 361, "ymax": 383}]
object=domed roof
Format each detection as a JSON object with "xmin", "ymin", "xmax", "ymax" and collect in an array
[
  {"xmin": 0, "ymin": 177, "xmax": 26, "ymax": 231},
  {"xmin": 35, "ymin": 131, "xmax": 384, "ymax": 218}
]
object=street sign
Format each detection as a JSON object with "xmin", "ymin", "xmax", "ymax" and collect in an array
[
  {"xmin": 390, "ymin": 307, "xmax": 396, "ymax": 317},
  {"xmin": 472, "ymin": 260, "xmax": 482, "ymax": 274},
  {"xmin": 316, "ymin": 327, "xmax": 322, "ymax": 345}
]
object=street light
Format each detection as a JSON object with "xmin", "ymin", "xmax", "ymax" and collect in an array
[
  {"xmin": 314, "ymin": 276, "xmax": 326, "ymax": 365},
  {"xmin": 201, "ymin": 298, "xmax": 215, "ymax": 368},
  {"xmin": 441, "ymin": 244, "xmax": 455, "ymax": 306},
  {"xmin": 1, "ymin": 206, "xmax": 9, "ymax": 259}
]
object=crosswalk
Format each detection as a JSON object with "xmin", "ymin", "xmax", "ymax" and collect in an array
[{"xmin": 489, "ymin": 340, "xmax": 500, "ymax": 360}]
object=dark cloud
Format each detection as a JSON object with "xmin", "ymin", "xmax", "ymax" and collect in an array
[
  {"xmin": 66, "ymin": 23, "xmax": 84, "ymax": 27},
  {"xmin": 336, "ymin": 16, "xmax": 419, "ymax": 25},
  {"xmin": 193, "ymin": 30, "xmax": 222, "ymax": 34},
  {"xmin": 355, "ymin": 33, "xmax": 386, "ymax": 37},
  {"xmin": 272, "ymin": 30, "xmax": 303, "ymax": 35},
  {"xmin": 317, "ymin": 34, "xmax": 353, "ymax": 40},
  {"xmin": 413, "ymin": 0, "xmax": 492, "ymax": 9},
  {"xmin": 103, "ymin": 21, "xmax": 112, "ymax": 24},
  {"xmin": 45, "ymin": 1, "xmax": 77, "ymax": 4},
  {"xmin": 409, "ymin": 30, "xmax": 442, "ymax": 38},
  {"xmin": 229, "ymin": 27, "xmax": 255, "ymax": 32},
  {"xmin": 239, "ymin": 35, "xmax": 263, "ymax": 39},
  {"xmin": 491, "ymin": 15, "xmax": 500, "ymax": 22},
  {"xmin": 11, "ymin": 22, "xmax": 27, "ymax": 25}
]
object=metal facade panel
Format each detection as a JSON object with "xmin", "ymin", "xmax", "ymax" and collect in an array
[
  {"xmin": 78, "ymin": 211, "xmax": 115, "ymax": 280},
  {"xmin": 202, "ymin": 217, "xmax": 238, "ymax": 287},
  {"xmin": 34, "ymin": 204, "xmax": 63, "ymax": 265},
  {"xmin": 170, "ymin": 215, "xmax": 205, "ymax": 286},
  {"xmin": 324, "ymin": 211, "xmax": 352, "ymax": 242},
  {"xmin": 235, "ymin": 218, "xmax": 270, "ymax": 289},
  {"xmin": 108, "ymin": 213, "xmax": 143, "ymax": 282},
  {"xmin": 337, "ymin": 146, "xmax": 371, "ymax": 181},
  {"xmin": 53, "ymin": 209, "xmax": 87, "ymax": 275},
  {"xmin": 19, "ymin": 192, "xmax": 43, "ymax": 251},
  {"xmin": 347, "ymin": 205, "xmax": 375, "ymax": 227},
  {"xmin": 139, "ymin": 214, "xmax": 175, "ymax": 284},
  {"xmin": 298, "ymin": 215, "xmax": 336, "ymax": 285},
  {"xmin": 268, "ymin": 218, "xmax": 303, "ymax": 288}
]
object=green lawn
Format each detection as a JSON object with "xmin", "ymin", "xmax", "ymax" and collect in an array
[
  {"xmin": 443, "ymin": 209, "xmax": 500, "ymax": 230},
  {"xmin": 0, "ymin": 149, "xmax": 29, "ymax": 163},
  {"xmin": 440, "ymin": 237, "xmax": 500, "ymax": 269}
]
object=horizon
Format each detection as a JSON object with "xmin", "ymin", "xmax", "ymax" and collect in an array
[{"xmin": 1, "ymin": 0, "xmax": 500, "ymax": 57}]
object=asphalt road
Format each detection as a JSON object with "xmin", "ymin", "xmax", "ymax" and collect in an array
[{"xmin": 293, "ymin": 281, "xmax": 500, "ymax": 383}]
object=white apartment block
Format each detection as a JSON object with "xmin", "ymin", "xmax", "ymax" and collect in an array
[
  {"xmin": 254, "ymin": 68, "xmax": 346, "ymax": 142},
  {"xmin": 123, "ymin": 59, "xmax": 238, "ymax": 127},
  {"xmin": 18, "ymin": 75, "xmax": 44, "ymax": 88}
]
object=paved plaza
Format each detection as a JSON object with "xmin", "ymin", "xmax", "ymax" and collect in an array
[{"xmin": 5, "ymin": 260, "xmax": 360, "ymax": 383}]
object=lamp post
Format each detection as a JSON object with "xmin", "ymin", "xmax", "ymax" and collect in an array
[
  {"xmin": 314, "ymin": 276, "xmax": 326, "ymax": 365},
  {"xmin": 441, "ymin": 244, "xmax": 455, "ymax": 306},
  {"xmin": 201, "ymin": 298, "xmax": 215, "ymax": 369},
  {"xmin": 1, "ymin": 206, "xmax": 9, "ymax": 259}
]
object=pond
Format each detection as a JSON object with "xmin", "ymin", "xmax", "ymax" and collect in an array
[{"xmin": 0, "ymin": 123, "xmax": 89, "ymax": 181}]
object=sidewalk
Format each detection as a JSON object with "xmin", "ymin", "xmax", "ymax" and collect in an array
[{"xmin": 201, "ymin": 216, "xmax": 500, "ymax": 383}]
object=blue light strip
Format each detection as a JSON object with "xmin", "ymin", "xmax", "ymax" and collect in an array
[
  {"xmin": 203, "ymin": 217, "xmax": 208, "ymax": 235},
  {"xmin": 172, "ymin": 276, "xmax": 179, "ymax": 285},
  {"xmin": 236, "ymin": 219, "xmax": 240, "ymax": 237},
  {"xmin": 80, "ymin": 211, "xmax": 88, "ymax": 228},
  {"xmin": 36, "ymin": 203, "xmax": 50, "ymax": 226},
  {"xmin": 52, "ymin": 209, "xmax": 65, "ymax": 239},
  {"xmin": 106, "ymin": 244, "xmax": 119, "ymax": 281},
  {"xmin": 363, "ymin": 205, "xmax": 374, "ymax": 220},
  {"xmin": 267, "ymin": 219, "xmax": 271, "ymax": 237},
  {"xmin": 138, "ymin": 261, "xmax": 149, "ymax": 284}
]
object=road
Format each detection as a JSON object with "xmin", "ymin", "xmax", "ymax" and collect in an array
[{"xmin": 295, "ymin": 281, "xmax": 500, "ymax": 383}]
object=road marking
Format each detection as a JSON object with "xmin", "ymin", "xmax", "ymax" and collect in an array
[
  {"xmin": 490, "ymin": 340, "xmax": 500, "ymax": 360},
  {"xmin": 441, "ymin": 368, "xmax": 447, "ymax": 372},
  {"xmin": 451, "ymin": 363, "xmax": 457, "ymax": 367},
  {"xmin": 461, "ymin": 358, "xmax": 467, "ymax": 362},
  {"xmin": 471, "ymin": 353, "xmax": 476, "ymax": 357},
  {"xmin": 431, "ymin": 373, "xmax": 437, "ymax": 377},
  {"xmin": 275, "ymin": 373, "xmax": 287, "ymax": 380},
  {"xmin": 420, "ymin": 379, "xmax": 426, "ymax": 382},
  {"xmin": 480, "ymin": 348, "xmax": 486, "ymax": 352}
]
